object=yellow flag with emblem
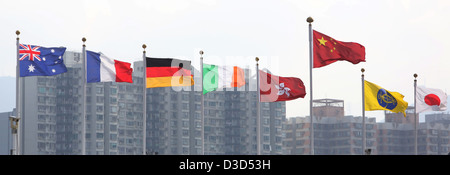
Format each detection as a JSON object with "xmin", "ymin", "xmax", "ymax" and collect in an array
[{"xmin": 364, "ymin": 80, "xmax": 408, "ymax": 117}]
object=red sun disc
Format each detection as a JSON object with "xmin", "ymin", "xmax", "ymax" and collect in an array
[{"xmin": 424, "ymin": 94, "xmax": 440, "ymax": 106}]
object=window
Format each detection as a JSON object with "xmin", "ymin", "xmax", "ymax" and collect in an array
[
  {"xmin": 182, "ymin": 121, "xmax": 189, "ymax": 128},
  {"xmin": 111, "ymin": 106, "xmax": 118, "ymax": 113},
  {"xmin": 171, "ymin": 121, "xmax": 178, "ymax": 127},
  {"xmin": 263, "ymin": 144, "xmax": 270, "ymax": 151},
  {"xmin": 97, "ymin": 96, "xmax": 104, "ymax": 103},
  {"xmin": 110, "ymin": 134, "xmax": 117, "ymax": 141},
  {"xmin": 431, "ymin": 129, "xmax": 438, "ymax": 135},
  {"xmin": 97, "ymin": 133, "xmax": 104, "ymax": 139},
  {"xmin": 38, "ymin": 96, "xmax": 46, "ymax": 103},
  {"xmin": 110, "ymin": 88, "xmax": 117, "ymax": 95},
  {"xmin": 171, "ymin": 94, "xmax": 178, "ymax": 101},
  {"xmin": 110, "ymin": 125, "xmax": 117, "ymax": 132},
  {"xmin": 110, "ymin": 97, "xmax": 117, "ymax": 103},
  {"xmin": 38, "ymin": 87, "xmax": 46, "ymax": 94},
  {"xmin": 96, "ymin": 123, "xmax": 103, "ymax": 131},
  {"xmin": 182, "ymin": 94, "xmax": 189, "ymax": 100},
  {"xmin": 263, "ymin": 136, "xmax": 270, "ymax": 142},
  {"xmin": 38, "ymin": 106, "xmax": 46, "ymax": 112},
  {"xmin": 96, "ymin": 106, "xmax": 103, "ymax": 112},
  {"xmin": 96, "ymin": 87, "xmax": 103, "ymax": 94},
  {"xmin": 96, "ymin": 115, "xmax": 103, "ymax": 121},
  {"xmin": 96, "ymin": 142, "xmax": 103, "ymax": 149},
  {"xmin": 110, "ymin": 143, "xmax": 117, "ymax": 149}
]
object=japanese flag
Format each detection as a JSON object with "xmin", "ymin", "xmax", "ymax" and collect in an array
[{"xmin": 416, "ymin": 86, "xmax": 447, "ymax": 113}]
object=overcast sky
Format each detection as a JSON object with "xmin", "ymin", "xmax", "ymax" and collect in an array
[{"xmin": 2, "ymin": 0, "xmax": 450, "ymax": 121}]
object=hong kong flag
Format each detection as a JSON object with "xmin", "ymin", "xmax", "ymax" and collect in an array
[
  {"xmin": 416, "ymin": 86, "xmax": 447, "ymax": 113},
  {"xmin": 259, "ymin": 70, "xmax": 306, "ymax": 102}
]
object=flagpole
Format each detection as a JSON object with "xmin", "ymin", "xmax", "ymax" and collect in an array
[
  {"xmin": 142, "ymin": 44, "xmax": 147, "ymax": 155},
  {"xmin": 256, "ymin": 57, "xmax": 261, "ymax": 155},
  {"xmin": 200, "ymin": 50, "xmax": 205, "ymax": 155},
  {"xmin": 307, "ymin": 16, "xmax": 314, "ymax": 155},
  {"xmin": 361, "ymin": 68, "xmax": 366, "ymax": 155},
  {"xmin": 414, "ymin": 73, "xmax": 418, "ymax": 155},
  {"xmin": 15, "ymin": 30, "xmax": 21, "ymax": 155},
  {"xmin": 81, "ymin": 37, "xmax": 87, "ymax": 155}
]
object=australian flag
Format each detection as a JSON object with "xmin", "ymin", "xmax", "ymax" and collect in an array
[{"xmin": 19, "ymin": 44, "xmax": 67, "ymax": 77}]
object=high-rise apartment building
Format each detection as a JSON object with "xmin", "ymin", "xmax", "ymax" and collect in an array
[
  {"xmin": 376, "ymin": 107, "xmax": 416, "ymax": 155},
  {"xmin": 18, "ymin": 51, "xmax": 144, "ymax": 155},
  {"xmin": 283, "ymin": 99, "xmax": 377, "ymax": 155},
  {"xmin": 135, "ymin": 62, "xmax": 286, "ymax": 155},
  {"xmin": 421, "ymin": 113, "xmax": 450, "ymax": 155},
  {"xmin": 0, "ymin": 111, "xmax": 15, "ymax": 155},
  {"xmin": 377, "ymin": 108, "xmax": 450, "ymax": 155},
  {"xmin": 12, "ymin": 53, "xmax": 286, "ymax": 155}
]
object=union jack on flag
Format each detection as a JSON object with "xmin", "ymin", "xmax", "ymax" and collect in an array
[
  {"xmin": 18, "ymin": 43, "xmax": 67, "ymax": 77},
  {"xmin": 19, "ymin": 44, "xmax": 42, "ymax": 61}
]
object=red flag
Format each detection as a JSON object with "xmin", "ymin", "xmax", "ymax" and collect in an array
[
  {"xmin": 313, "ymin": 30, "xmax": 365, "ymax": 68},
  {"xmin": 259, "ymin": 70, "xmax": 306, "ymax": 102}
]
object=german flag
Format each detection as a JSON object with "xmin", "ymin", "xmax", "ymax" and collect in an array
[{"xmin": 146, "ymin": 57, "xmax": 194, "ymax": 88}]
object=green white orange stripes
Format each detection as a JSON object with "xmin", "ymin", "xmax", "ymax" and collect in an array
[{"xmin": 202, "ymin": 63, "xmax": 245, "ymax": 94}]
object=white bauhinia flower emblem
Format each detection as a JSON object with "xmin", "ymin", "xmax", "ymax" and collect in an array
[
  {"xmin": 275, "ymin": 83, "xmax": 291, "ymax": 97},
  {"xmin": 28, "ymin": 64, "xmax": 36, "ymax": 72}
]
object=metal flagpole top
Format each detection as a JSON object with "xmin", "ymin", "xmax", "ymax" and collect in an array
[
  {"xmin": 142, "ymin": 44, "xmax": 147, "ymax": 53},
  {"xmin": 307, "ymin": 17, "xmax": 314, "ymax": 23},
  {"xmin": 414, "ymin": 73, "xmax": 418, "ymax": 79},
  {"xmin": 82, "ymin": 37, "xmax": 86, "ymax": 46},
  {"xmin": 16, "ymin": 30, "xmax": 20, "ymax": 39},
  {"xmin": 199, "ymin": 50, "xmax": 204, "ymax": 56}
]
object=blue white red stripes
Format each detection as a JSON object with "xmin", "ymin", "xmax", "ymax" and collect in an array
[{"xmin": 86, "ymin": 50, "xmax": 133, "ymax": 83}]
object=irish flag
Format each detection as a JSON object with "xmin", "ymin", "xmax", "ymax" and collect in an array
[
  {"xmin": 86, "ymin": 50, "xmax": 133, "ymax": 83},
  {"xmin": 202, "ymin": 64, "xmax": 245, "ymax": 94}
]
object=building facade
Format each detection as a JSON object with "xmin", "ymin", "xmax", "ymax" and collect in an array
[
  {"xmin": 0, "ymin": 111, "xmax": 15, "ymax": 155},
  {"xmin": 377, "ymin": 108, "xmax": 450, "ymax": 155},
  {"xmin": 14, "ymin": 52, "xmax": 286, "ymax": 155},
  {"xmin": 18, "ymin": 51, "xmax": 144, "ymax": 155},
  {"xmin": 138, "ymin": 62, "xmax": 286, "ymax": 155},
  {"xmin": 283, "ymin": 99, "xmax": 377, "ymax": 155}
]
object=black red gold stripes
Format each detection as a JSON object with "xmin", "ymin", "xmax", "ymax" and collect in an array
[{"xmin": 146, "ymin": 57, "xmax": 194, "ymax": 88}]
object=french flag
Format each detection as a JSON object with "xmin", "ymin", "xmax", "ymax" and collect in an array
[{"xmin": 86, "ymin": 50, "xmax": 133, "ymax": 83}]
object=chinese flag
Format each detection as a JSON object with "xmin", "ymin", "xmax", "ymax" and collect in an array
[
  {"xmin": 313, "ymin": 30, "xmax": 365, "ymax": 68},
  {"xmin": 259, "ymin": 70, "xmax": 306, "ymax": 102}
]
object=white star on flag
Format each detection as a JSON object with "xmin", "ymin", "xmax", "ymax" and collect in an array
[
  {"xmin": 52, "ymin": 69, "xmax": 56, "ymax": 73},
  {"xmin": 28, "ymin": 64, "xmax": 35, "ymax": 72}
]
